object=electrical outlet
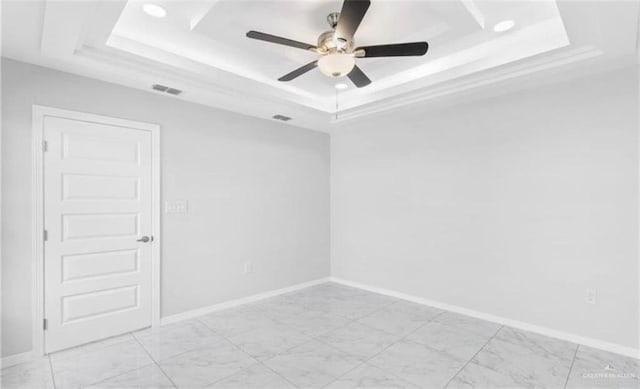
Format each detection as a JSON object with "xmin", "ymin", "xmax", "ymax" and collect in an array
[
  {"xmin": 243, "ymin": 262, "xmax": 252, "ymax": 274},
  {"xmin": 585, "ymin": 289, "xmax": 597, "ymax": 304}
]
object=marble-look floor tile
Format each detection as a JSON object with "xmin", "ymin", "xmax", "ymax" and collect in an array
[
  {"xmin": 85, "ymin": 364, "xmax": 175, "ymax": 388},
  {"xmin": 445, "ymin": 361, "xmax": 525, "ymax": 389},
  {"xmin": 51, "ymin": 339, "xmax": 154, "ymax": 389},
  {"xmin": 208, "ymin": 363, "xmax": 296, "ymax": 388},
  {"xmin": 317, "ymin": 322, "xmax": 402, "ymax": 359},
  {"xmin": 357, "ymin": 301, "xmax": 442, "ymax": 336},
  {"xmin": 494, "ymin": 326, "xmax": 576, "ymax": 361},
  {"xmin": 275, "ymin": 310, "xmax": 352, "ymax": 337},
  {"xmin": 199, "ymin": 307, "xmax": 281, "ymax": 338},
  {"xmin": 471, "ymin": 337, "xmax": 573, "ymax": 388},
  {"xmin": 227, "ymin": 322, "xmax": 311, "ymax": 360},
  {"xmin": 263, "ymin": 339, "xmax": 362, "ymax": 389},
  {"xmin": 406, "ymin": 321, "xmax": 491, "ymax": 360},
  {"xmin": 368, "ymin": 340, "xmax": 467, "ymax": 388},
  {"xmin": 159, "ymin": 340, "xmax": 256, "ymax": 388},
  {"xmin": 0, "ymin": 358, "xmax": 55, "ymax": 389},
  {"xmin": 49, "ymin": 333, "xmax": 137, "ymax": 363},
  {"xmin": 134, "ymin": 319, "xmax": 225, "ymax": 361},
  {"xmin": 432, "ymin": 312, "xmax": 501, "ymax": 338},
  {"xmin": 308, "ymin": 295, "xmax": 398, "ymax": 321},
  {"xmin": 325, "ymin": 363, "xmax": 420, "ymax": 389},
  {"xmin": 254, "ymin": 297, "xmax": 315, "ymax": 320},
  {"xmin": 566, "ymin": 346, "xmax": 640, "ymax": 389}
]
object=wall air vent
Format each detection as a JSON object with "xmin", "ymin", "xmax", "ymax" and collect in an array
[
  {"xmin": 152, "ymin": 84, "xmax": 183, "ymax": 96},
  {"xmin": 272, "ymin": 114, "xmax": 292, "ymax": 121}
]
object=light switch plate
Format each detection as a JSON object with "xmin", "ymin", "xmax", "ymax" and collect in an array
[{"xmin": 165, "ymin": 200, "xmax": 188, "ymax": 214}]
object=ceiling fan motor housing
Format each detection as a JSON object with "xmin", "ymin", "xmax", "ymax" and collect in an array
[{"xmin": 317, "ymin": 33, "xmax": 351, "ymax": 53}]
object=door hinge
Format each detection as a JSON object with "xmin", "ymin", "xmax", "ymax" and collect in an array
[
  {"xmin": 43, "ymin": 319, "xmax": 48, "ymax": 330},
  {"xmin": 43, "ymin": 230, "xmax": 48, "ymax": 241},
  {"xmin": 42, "ymin": 140, "xmax": 48, "ymax": 152}
]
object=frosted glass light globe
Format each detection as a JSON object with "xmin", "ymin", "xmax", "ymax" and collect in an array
[{"xmin": 318, "ymin": 53, "xmax": 355, "ymax": 78}]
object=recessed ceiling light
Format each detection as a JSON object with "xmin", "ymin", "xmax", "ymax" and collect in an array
[
  {"xmin": 335, "ymin": 83, "xmax": 348, "ymax": 90},
  {"xmin": 143, "ymin": 3, "xmax": 167, "ymax": 18},
  {"xmin": 493, "ymin": 20, "xmax": 515, "ymax": 33}
]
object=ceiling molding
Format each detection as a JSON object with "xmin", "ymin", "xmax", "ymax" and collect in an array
[{"xmin": 332, "ymin": 45, "xmax": 604, "ymax": 124}]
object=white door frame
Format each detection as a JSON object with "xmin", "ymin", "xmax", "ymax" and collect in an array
[{"xmin": 31, "ymin": 105, "xmax": 161, "ymax": 356}]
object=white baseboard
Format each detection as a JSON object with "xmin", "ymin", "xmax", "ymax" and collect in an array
[
  {"xmin": 1, "ymin": 351, "xmax": 34, "ymax": 368},
  {"xmin": 160, "ymin": 277, "xmax": 331, "ymax": 326},
  {"xmin": 330, "ymin": 277, "xmax": 640, "ymax": 360}
]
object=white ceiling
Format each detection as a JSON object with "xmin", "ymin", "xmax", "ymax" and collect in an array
[{"xmin": 2, "ymin": 0, "xmax": 639, "ymax": 132}]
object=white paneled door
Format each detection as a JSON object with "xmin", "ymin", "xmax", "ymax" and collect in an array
[{"xmin": 43, "ymin": 115, "xmax": 154, "ymax": 353}]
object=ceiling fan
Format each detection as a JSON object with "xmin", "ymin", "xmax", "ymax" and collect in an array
[{"xmin": 246, "ymin": 0, "xmax": 429, "ymax": 88}]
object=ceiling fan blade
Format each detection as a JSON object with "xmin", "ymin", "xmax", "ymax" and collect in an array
[
  {"xmin": 357, "ymin": 42, "xmax": 429, "ymax": 57},
  {"xmin": 278, "ymin": 61, "xmax": 318, "ymax": 81},
  {"xmin": 335, "ymin": 0, "xmax": 371, "ymax": 42},
  {"xmin": 347, "ymin": 65, "xmax": 371, "ymax": 88},
  {"xmin": 246, "ymin": 31, "xmax": 317, "ymax": 51}
]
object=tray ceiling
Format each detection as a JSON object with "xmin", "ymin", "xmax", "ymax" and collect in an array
[{"xmin": 2, "ymin": 0, "xmax": 638, "ymax": 131}]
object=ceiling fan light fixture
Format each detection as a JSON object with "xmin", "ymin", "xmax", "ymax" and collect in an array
[
  {"xmin": 318, "ymin": 53, "xmax": 355, "ymax": 78},
  {"xmin": 493, "ymin": 20, "xmax": 515, "ymax": 32},
  {"xmin": 143, "ymin": 3, "xmax": 167, "ymax": 18}
]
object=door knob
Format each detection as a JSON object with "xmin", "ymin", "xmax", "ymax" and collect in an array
[{"xmin": 137, "ymin": 236, "xmax": 151, "ymax": 243}]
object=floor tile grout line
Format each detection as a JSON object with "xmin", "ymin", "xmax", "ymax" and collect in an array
[
  {"xmin": 320, "ymin": 310, "xmax": 448, "ymax": 389},
  {"xmin": 130, "ymin": 330, "xmax": 179, "ymax": 389},
  {"xmin": 47, "ymin": 355, "xmax": 57, "ymax": 389},
  {"xmin": 357, "ymin": 311, "xmax": 451, "ymax": 386},
  {"xmin": 51, "ymin": 333, "xmax": 159, "ymax": 389},
  {"xmin": 255, "ymin": 294, "xmax": 405, "ymax": 387},
  {"xmin": 285, "ymin": 291, "xmax": 447, "ymax": 388},
  {"xmin": 197, "ymin": 289, "xmax": 404, "ymax": 389},
  {"xmin": 200, "ymin": 318, "xmax": 316, "ymax": 368},
  {"xmin": 441, "ymin": 324, "xmax": 504, "ymax": 389},
  {"xmin": 47, "ymin": 333, "xmax": 136, "ymax": 364},
  {"xmin": 196, "ymin": 317, "xmax": 302, "ymax": 389},
  {"xmin": 254, "ymin": 360, "xmax": 302, "ymax": 389},
  {"xmin": 563, "ymin": 344, "xmax": 580, "ymax": 389},
  {"xmin": 129, "ymin": 321, "xmax": 233, "ymax": 366}
]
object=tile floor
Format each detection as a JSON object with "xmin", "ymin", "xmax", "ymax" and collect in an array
[{"xmin": 2, "ymin": 282, "xmax": 639, "ymax": 388}]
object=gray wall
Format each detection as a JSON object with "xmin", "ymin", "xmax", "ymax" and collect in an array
[
  {"xmin": 1, "ymin": 59, "xmax": 330, "ymax": 357},
  {"xmin": 331, "ymin": 67, "xmax": 638, "ymax": 350}
]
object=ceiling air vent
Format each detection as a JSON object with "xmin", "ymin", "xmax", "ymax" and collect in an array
[
  {"xmin": 152, "ymin": 84, "xmax": 183, "ymax": 96},
  {"xmin": 272, "ymin": 114, "xmax": 292, "ymax": 121},
  {"xmin": 152, "ymin": 84, "xmax": 169, "ymax": 92}
]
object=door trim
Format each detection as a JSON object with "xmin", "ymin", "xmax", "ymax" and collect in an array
[{"xmin": 32, "ymin": 105, "xmax": 161, "ymax": 356}]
